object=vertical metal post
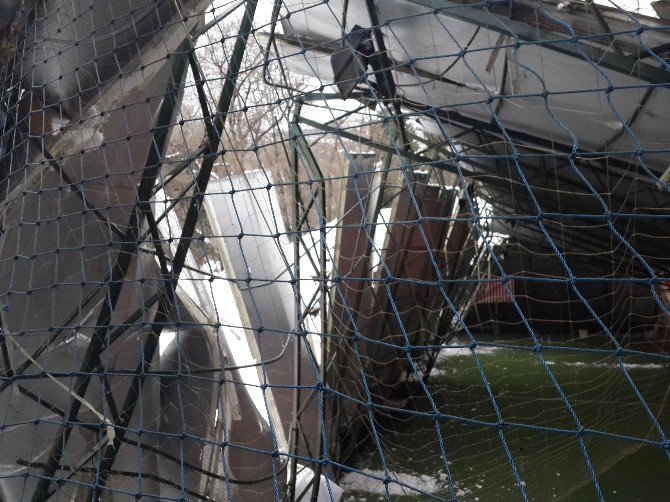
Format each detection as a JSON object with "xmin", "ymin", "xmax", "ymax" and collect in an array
[
  {"xmin": 287, "ymin": 102, "xmax": 303, "ymax": 502},
  {"xmin": 309, "ymin": 172, "xmax": 328, "ymax": 502},
  {"xmin": 288, "ymin": 98, "xmax": 329, "ymax": 501}
]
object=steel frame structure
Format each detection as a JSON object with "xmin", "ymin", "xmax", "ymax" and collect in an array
[{"xmin": 11, "ymin": 1, "xmax": 261, "ymax": 499}]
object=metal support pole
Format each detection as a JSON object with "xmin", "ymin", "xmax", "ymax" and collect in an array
[
  {"xmin": 286, "ymin": 99, "xmax": 330, "ymax": 502},
  {"xmin": 310, "ymin": 170, "xmax": 328, "ymax": 502},
  {"xmin": 287, "ymin": 102, "xmax": 303, "ymax": 502}
]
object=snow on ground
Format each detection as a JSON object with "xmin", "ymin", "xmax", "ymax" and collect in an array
[
  {"xmin": 339, "ymin": 468, "xmax": 470, "ymax": 498},
  {"xmin": 563, "ymin": 361, "xmax": 667, "ymax": 370},
  {"xmin": 434, "ymin": 344, "xmax": 503, "ymax": 365}
]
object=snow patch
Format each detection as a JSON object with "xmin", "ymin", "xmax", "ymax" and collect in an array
[
  {"xmin": 563, "ymin": 361, "xmax": 666, "ymax": 370},
  {"xmin": 340, "ymin": 469, "xmax": 460, "ymax": 497},
  {"xmin": 434, "ymin": 345, "xmax": 503, "ymax": 364}
]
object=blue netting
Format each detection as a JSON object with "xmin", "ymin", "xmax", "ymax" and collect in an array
[{"xmin": 0, "ymin": 0, "xmax": 668, "ymax": 500}]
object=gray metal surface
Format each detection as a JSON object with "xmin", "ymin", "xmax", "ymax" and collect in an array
[{"xmin": 271, "ymin": 0, "xmax": 670, "ymax": 170}]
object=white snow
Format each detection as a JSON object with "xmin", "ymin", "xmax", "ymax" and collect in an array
[
  {"xmin": 434, "ymin": 344, "xmax": 503, "ymax": 365},
  {"xmin": 339, "ymin": 468, "xmax": 461, "ymax": 497},
  {"xmin": 562, "ymin": 361, "xmax": 666, "ymax": 370}
]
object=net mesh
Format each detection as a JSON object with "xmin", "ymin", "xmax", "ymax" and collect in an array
[{"xmin": 0, "ymin": 0, "xmax": 668, "ymax": 500}]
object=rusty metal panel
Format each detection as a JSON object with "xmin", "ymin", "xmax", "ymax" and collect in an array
[
  {"xmin": 330, "ymin": 153, "xmax": 381, "ymax": 338},
  {"xmin": 360, "ymin": 181, "xmax": 454, "ymax": 388}
]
